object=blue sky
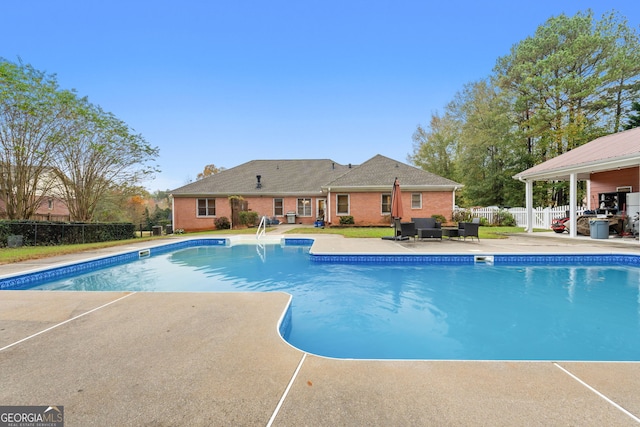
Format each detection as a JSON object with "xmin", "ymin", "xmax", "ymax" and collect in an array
[{"xmin": 2, "ymin": 1, "xmax": 639, "ymax": 191}]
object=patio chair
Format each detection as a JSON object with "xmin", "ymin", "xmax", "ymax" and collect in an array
[
  {"xmin": 400, "ymin": 221, "xmax": 417, "ymax": 241},
  {"xmin": 458, "ymin": 221, "xmax": 480, "ymax": 241}
]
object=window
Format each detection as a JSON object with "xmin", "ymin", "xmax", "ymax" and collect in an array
[
  {"xmin": 297, "ymin": 198, "xmax": 312, "ymax": 217},
  {"xmin": 381, "ymin": 194, "xmax": 391, "ymax": 214},
  {"xmin": 411, "ymin": 193, "xmax": 422, "ymax": 209},
  {"xmin": 197, "ymin": 198, "xmax": 216, "ymax": 216},
  {"xmin": 273, "ymin": 198, "xmax": 283, "ymax": 216},
  {"xmin": 336, "ymin": 194, "xmax": 349, "ymax": 215},
  {"xmin": 48, "ymin": 199, "xmax": 53, "ymax": 210}
]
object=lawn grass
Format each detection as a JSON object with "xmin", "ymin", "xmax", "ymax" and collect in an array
[
  {"xmin": 0, "ymin": 228, "xmax": 264, "ymax": 264},
  {"xmin": 0, "ymin": 237, "xmax": 164, "ymax": 264}
]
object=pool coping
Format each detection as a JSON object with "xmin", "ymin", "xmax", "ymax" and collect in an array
[{"xmin": 2, "ymin": 232, "xmax": 640, "ymax": 425}]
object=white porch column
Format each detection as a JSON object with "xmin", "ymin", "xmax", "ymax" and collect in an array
[
  {"xmin": 569, "ymin": 173, "xmax": 577, "ymax": 238},
  {"xmin": 525, "ymin": 179, "xmax": 533, "ymax": 233},
  {"xmin": 327, "ymin": 188, "xmax": 332, "ymax": 225}
]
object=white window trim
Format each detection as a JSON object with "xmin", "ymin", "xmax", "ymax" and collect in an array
[
  {"xmin": 273, "ymin": 198, "xmax": 284, "ymax": 217},
  {"xmin": 381, "ymin": 193, "xmax": 391, "ymax": 215},
  {"xmin": 297, "ymin": 198, "xmax": 313, "ymax": 217},
  {"xmin": 411, "ymin": 193, "xmax": 422, "ymax": 209},
  {"xmin": 336, "ymin": 194, "xmax": 350, "ymax": 215},
  {"xmin": 196, "ymin": 198, "xmax": 216, "ymax": 217}
]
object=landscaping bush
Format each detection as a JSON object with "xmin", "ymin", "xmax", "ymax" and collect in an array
[
  {"xmin": 214, "ymin": 216, "xmax": 231, "ymax": 230},
  {"xmin": 431, "ymin": 214, "xmax": 446, "ymax": 224},
  {"xmin": 451, "ymin": 209, "xmax": 474, "ymax": 223},
  {"xmin": 493, "ymin": 209, "xmax": 517, "ymax": 226},
  {"xmin": 339, "ymin": 215, "xmax": 355, "ymax": 225},
  {"xmin": 239, "ymin": 211, "xmax": 259, "ymax": 227}
]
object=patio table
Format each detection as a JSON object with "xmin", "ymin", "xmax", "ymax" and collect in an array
[{"xmin": 442, "ymin": 227, "xmax": 459, "ymax": 239}]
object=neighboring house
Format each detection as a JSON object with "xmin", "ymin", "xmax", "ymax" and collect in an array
[
  {"xmin": 513, "ymin": 127, "xmax": 640, "ymax": 237},
  {"xmin": 0, "ymin": 166, "xmax": 71, "ymax": 221},
  {"xmin": 0, "ymin": 196, "xmax": 69, "ymax": 221},
  {"xmin": 171, "ymin": 154, "xmax": 462, "ymax": 231}
]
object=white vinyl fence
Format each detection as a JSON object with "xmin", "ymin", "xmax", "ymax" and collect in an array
[{"xmin": 467, "ymin": 206, "xmax": 587, "ymax": 230}]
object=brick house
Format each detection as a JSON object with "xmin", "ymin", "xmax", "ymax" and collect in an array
[
  {"xmin": 170, "ymin": 154, "xmax": 461, "ymax": 231},
  {"xmin": 0, "ymin": 166, "xmax": 70, "ymax": 221}
]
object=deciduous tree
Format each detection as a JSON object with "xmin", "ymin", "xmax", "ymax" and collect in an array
[
  {"xmin": 53, "ymin": 99, "xmax": 159, "ymax": 221},
  {"xmin": 0, "ymin": 59, "xmax": 74, "ymax": 219},
  {"xmin": 408, "ymin": 112, "xmax": 459, "ymax": 181},
  {"xmin": 0, "ymin": 58, "xmax": 160, "ymax": 221},
  {"xmin": 197, "ymin": 164, "xmax": 225, "ymax": 180}
]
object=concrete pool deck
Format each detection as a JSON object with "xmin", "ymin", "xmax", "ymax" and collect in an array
[{"xmin": 1, "ymin": 230, "xmax": 640, "ymax": 426}]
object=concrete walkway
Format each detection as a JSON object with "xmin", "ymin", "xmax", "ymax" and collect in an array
[{"xmin": 1, "ymin": 231, "xmax": 640, "ymax": 426}]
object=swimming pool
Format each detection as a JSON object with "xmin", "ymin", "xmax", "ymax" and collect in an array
[{"xmin": 3, "ymin": 238, "xmax": 640, "ymax": 361}]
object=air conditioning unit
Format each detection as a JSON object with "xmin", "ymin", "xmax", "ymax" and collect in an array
[{"xmin": 617, "ymin": 186, "xmax": 632, "ymax": 192}]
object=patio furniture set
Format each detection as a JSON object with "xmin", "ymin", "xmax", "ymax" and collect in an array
[{"xmin": 398, "ymin": 217, "xmax": 480, "ymax": 242}]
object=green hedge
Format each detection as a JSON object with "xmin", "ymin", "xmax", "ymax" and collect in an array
[{"xmin": 0, "ymin": 221, "xmax": 136, "ymax": 247}]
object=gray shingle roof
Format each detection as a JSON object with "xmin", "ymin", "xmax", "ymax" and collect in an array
[
  {"xmin": 325, "ymin": 154, "xmax": 461, "ymax": 190},
  {"xmin": 171, "ymin": 159, "xmax": 351, "ymax": 196},
  {"xmin": 170, "ymin": 155, "xmax": 461, "ymax": 196}
]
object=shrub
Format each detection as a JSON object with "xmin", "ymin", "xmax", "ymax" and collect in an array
[
  {"xmin": 214, "ymin": 216, "xmax": 231, "ymax": 229},
  {"xmin": 239, "ymin": 211, "xmax": 259, "ymax": 227},
  {"xmin": 431, "ymin": 214, "xmax": 446, "ymax": 224},
  {"xmin": 339, "ymin": 215, "xmax": 354, "ymax": 225},
  {"xmin": 451, "ymin": 209, "xmax": 473, "ymax": 223},
  {"xmin": 494, "ymin": 209, "xmax": 517, "ymax": 226}
]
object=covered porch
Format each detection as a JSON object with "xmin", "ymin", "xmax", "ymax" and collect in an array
[{"xmin": 513, "ymin": 128, "xmax": 640, "ymax": 240}]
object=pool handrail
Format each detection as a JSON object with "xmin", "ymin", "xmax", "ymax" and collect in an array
[{"xmin": 256, "ymin": 216, "xmax": 267, "ymax": 240}]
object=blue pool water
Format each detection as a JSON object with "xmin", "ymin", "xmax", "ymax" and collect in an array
[{"xmin": 5, "ymin": 242, "xmax": 640, "ymax": 361}]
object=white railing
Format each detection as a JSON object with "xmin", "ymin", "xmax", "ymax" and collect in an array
[
  {"xmin": 256, "ymin": 215, "xmax": 267, "ymax": 240},
  {"xmin": 466, "ymin": 206, "xmax": 587, "ymax": 230}
]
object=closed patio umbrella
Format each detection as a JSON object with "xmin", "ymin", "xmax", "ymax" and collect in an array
[{"xmin": 391, "ymin": 177, "xmax": 403, "ymax": 238}]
